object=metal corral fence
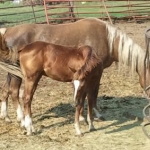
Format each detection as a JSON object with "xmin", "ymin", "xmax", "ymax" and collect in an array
[
  {"xmin": 43, "ymin": 0, "xmax": 150, "ymax": 24},
  {"xmin": 0, "ymin": 0, "xmax": 150, "ymax": 27},
  {"xmin": 0, "ymin": 0, "xmax": 45, "ymax": 27}
]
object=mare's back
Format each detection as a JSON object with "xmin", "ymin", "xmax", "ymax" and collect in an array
[{"xmin": 4, "ymin": 18, "xmax": 106, "ymax": 49}]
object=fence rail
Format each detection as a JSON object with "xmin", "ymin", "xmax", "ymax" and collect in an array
[{"xmin": 0, "ymin": 0, "xmax": 150, "ymax": 27}]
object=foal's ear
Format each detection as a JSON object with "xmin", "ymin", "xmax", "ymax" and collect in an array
[{"xmin": 0, "ymin": 28, "xmax": 7, "ymax": 50}]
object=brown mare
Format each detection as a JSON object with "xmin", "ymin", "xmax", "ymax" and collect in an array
[
  {"xmin": 0, "ymin": 18, "xmax": 150, "ymax": 135},
  {"xmin": 17, "ymin": 41, "xmax": 102, "ymax": 135}
]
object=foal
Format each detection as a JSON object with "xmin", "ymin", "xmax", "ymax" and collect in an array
[{"xmin": 18, "ymin": 41, "xmax": 103, "ymax": 135}]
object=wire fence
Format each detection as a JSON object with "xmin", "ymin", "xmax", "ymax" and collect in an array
[{"xmin": 0, "ymin": 0, "xmax": 150, "ymax": 27}]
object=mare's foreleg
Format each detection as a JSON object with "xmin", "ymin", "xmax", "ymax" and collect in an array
[
  {"xmin": 87, "ymin": 93, "xmax": 96, "ymax": 132},
  {"xmin": 92, "ymin": 66, "xmax": 104, "ymax": 121},
  {"xmin": 87, "ymin": 76, "xmax": 101, "ymax": 131}
]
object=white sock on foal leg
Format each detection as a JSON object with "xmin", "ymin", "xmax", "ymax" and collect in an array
[
  {"xmin": 73, "ymin": 80, "xmax": 83, "ymax": 135},
  {"xmin": 19, "ymin": 89, "xmax": 24, "ymax": 98},
  {"xmin": 25, "ymin": 115, "xmax": 34, "ymax": 135},
  {"xmin": 75, "ymin": 122, "xmax": 82, "ymax": 135},
  {"xmin": 17, "ymin": 104, "xmax": 25, "ymax": 127},
  {"xmin": 79, "ymin": 115, "xmax": 85, "ymax": 122}
]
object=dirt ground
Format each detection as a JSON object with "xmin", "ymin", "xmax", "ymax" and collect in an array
[{"xmin": 0, "ymin": 20, "xmax": 150, "ymax": 150}]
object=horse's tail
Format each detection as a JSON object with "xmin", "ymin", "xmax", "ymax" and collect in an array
[
  {"xmin": 0, "ymin": 28, "xmax": 18, "ymax": 63},
  {"xmin": 74, "ymin": 45, "xmax": 101, "ymax": 80},
  {"xmin": 0, "ymin": 28, "xmax": 7, "ymax": 50}
]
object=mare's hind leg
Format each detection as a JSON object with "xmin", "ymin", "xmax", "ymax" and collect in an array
[
  {"xmin": 0, "ymin": 73, "xmax": 24, "ymax": 125},
  {"xmin": 0, "ymin": 74, "xmax": 11, "ymax": 122},
  {"xmin": 9, "ymin": 74, "xmax": 24, "ymax": 126}
]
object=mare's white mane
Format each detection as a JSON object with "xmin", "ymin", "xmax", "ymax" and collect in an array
[{"xmin": 105, "ymin": 21, "xmax": 145, "ymax": 74}]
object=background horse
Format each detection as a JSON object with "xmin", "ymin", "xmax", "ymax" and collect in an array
[
  {"xmin": 18, "ymin": 41, "xmax": 102, "ymax": 135},
  {"xmin": 0, "ymin": 18, "xmax": 150, "ymax": 135}
]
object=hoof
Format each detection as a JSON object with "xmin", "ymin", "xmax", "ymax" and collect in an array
[
  {"xmin": 0, "ymin": 115, "xmax": 12, "ymax": 123},
  {"xmin": 5, "ymin": 117, "xmax": 12, "ymax": 123},
  {"xmin": 94, "ymin": 116, "xmax": 105, "ymax": 122},
  {"xmin": 23, "ymin": 126, "xmax": 36, "ymax": 136},
  {"xmin": 20, "ymin": 120, "xmax": 25, "ymax": 128},
  {"xmin": 22, "ymin": 130, "xmax": 36, "ymax": 136},
  {"xmin": 76, "ymin": 133, "xmax": 84, "ymax": 137},
  {"xmin": 89, "ymin": 128, "xmax": 96, "ymax": 132}
]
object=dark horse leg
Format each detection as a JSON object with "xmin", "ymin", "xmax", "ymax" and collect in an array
[
  {"xmin": 79, "ymin": 75, "xmax": 104, "ymax": 122},
  {"xmin": 0, "ymin": 73, "xmax": 24, "ymax": 125},
  {"xmin": 74, "ymin": 90, "xmax": 86, "ymax": 136},
  {"xmin": 74, "ymin": 80, "xmax": 100, "ymax": 135},
  {"xmin": 87, "ymin": 82, "xmax": 100, "ymax": 132},
  {"xmin": 79, "ymin": 94, "xmax": 104, "ymax": 122},
  {"xmin": 86, "ymin": 65, "xmax": 103, "ymax": 131}
]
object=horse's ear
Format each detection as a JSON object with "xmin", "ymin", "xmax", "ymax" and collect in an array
[
  {"xmin": 0, "ymin": 28, "xmax": 6, "ymax": 35},
  {"xmin": 78, "ymin": 43, "xmax": 84, "ymax": 49},
  {"xmin": 0, "ymin": 28, "xmax": 7, "ymax": 50}
]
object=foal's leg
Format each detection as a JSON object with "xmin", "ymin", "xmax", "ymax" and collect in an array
[
  {"xmin": 23, "ymin": 74, "xmax": 41, "ymax": 135},
  {"xmin": 73, "ymin": 80, "xmax": 86, "ymax": 122},
  {"xmin": 74, "ymin": 93, "xmax": 85, "ymax": 136},
  {"xmin": 79, "ymin": 98, "xmax": 86, "ymax": 122},
  {"xmin": 73, "ymin": 80, "xmax": 86, "ymax": 135}
]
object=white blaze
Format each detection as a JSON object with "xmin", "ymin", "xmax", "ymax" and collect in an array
[{"xmin": 73, "ymin": 80, "xmax": 80, "ymax": 101}]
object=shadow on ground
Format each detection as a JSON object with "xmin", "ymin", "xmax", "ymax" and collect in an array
[{"xmin": 33, "ymin": 95, "xmax": 148, "ymax": 134}]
